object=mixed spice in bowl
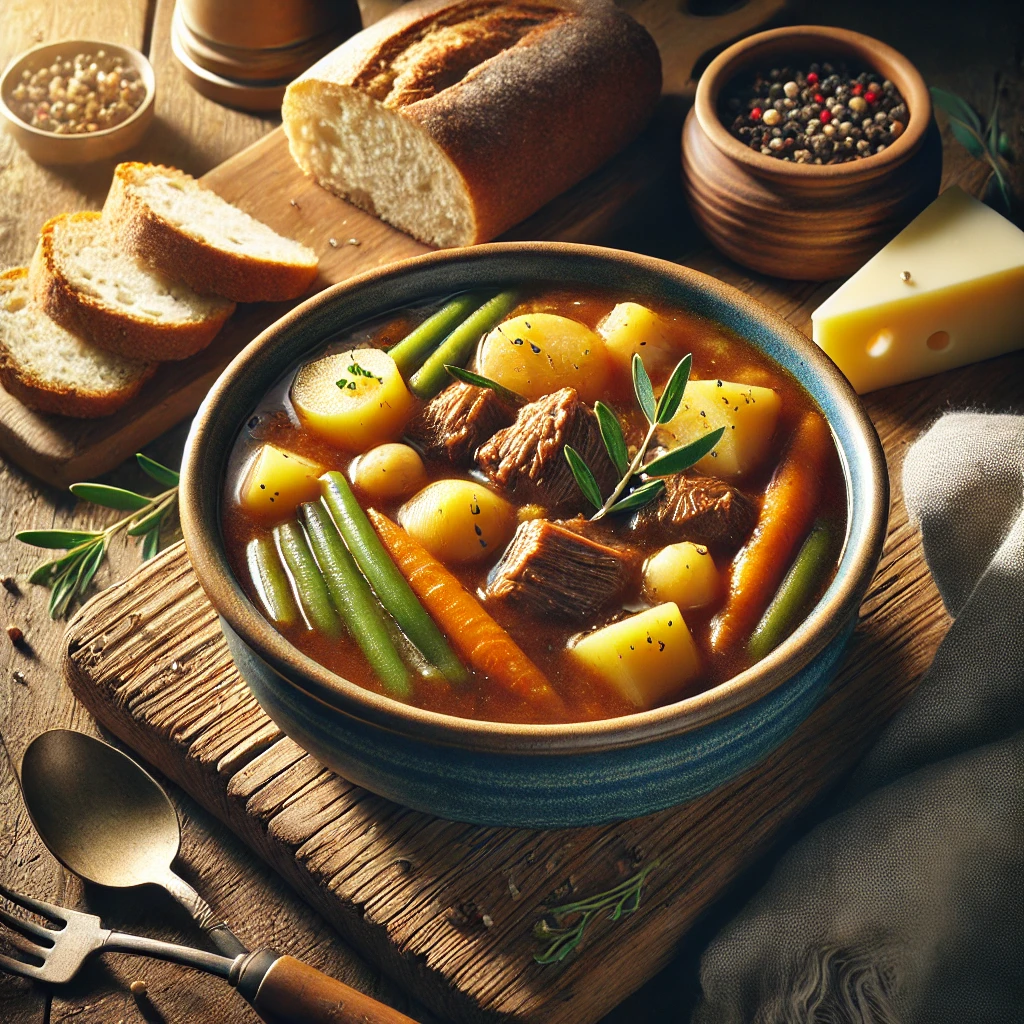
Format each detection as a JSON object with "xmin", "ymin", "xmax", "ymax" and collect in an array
[{"xmin": 682, "ymin": 25, "xmax": 942, "ymax": 280}]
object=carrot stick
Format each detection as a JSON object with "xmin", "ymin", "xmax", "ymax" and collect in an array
[
  {"xmin": 368, "ymin": 510, "xmax": 563, "ymax": 710},
  {"xmin": 710, "ymin": 411, "xmax": 831, "ymax": 654}
]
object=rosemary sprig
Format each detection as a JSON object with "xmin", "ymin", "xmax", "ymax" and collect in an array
[
  {"xmin": 533, "ymin": 860, "xmax": 660, "ymax": 964},
  {"xmin": 16, "ymin": 453, "xmax": 180, "ymax": 619},
  {"xmin": 565, "ymin": 353, "xmax": 725, "ymax": 520},
  {"xmin": 931, "ymin": 83, "xmax": 1015, "ymax": 218}
]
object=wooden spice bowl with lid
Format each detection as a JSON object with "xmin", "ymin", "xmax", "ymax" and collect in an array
[{"xmin": 682, "ymin": 25, "xmax": 942, "ymax": 281}]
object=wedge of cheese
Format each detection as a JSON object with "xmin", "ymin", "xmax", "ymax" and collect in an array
[{"xmin": 811, "ymin": 187, "xmax": 1024, "ymax": 393}]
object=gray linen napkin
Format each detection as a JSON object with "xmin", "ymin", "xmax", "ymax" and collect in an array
[{"xmin": 693, "ymin": 412, "xmax": 1024, "ymax": 1023}]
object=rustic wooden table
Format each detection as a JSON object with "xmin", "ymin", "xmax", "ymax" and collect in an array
[{"xmin": 1, "ymin": 1, "xmax": 1021, "ymax": 1022}]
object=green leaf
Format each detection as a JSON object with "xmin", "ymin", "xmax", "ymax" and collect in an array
[
  {"xmin": 127, "ymin": 499, "xmax": 173, "ymax": 537},
  {"xmin": 564, "ymin": 446, "xmax": 604, "ymax": 509},
  {"xmin": 16, "ymin": 529, "xmax": 101, "ymax": 549},
  {"xmin": 69, "ymin": 483, "xmax": 150, "ymax": 511},
  {"xmin": 49, "ymin": 558, "xmax": 86, "ymax": 618},
  {"xmin": 606, "ymin": 478, "xmax": 665, "ymax": 516},
  {"xmin": 655, "ymin": 355, "xmax": 692, "ymax": 425},
  {"xmin": 136, "ymin": 453, "xmax": 180, "ymax": 487},
  {"xmin": 142, "ymin": 527, "xmax": 161, "ymax": 561},
  {"xmin": 443, "ymin": 364, "xmax": 523, "ymax": 405},
  {"xmin": 27, "ymin": 539, "xmax": 103, "ymax": 584},
  {"xmin": 930, "ymin": 86, "xmax": 981, "ymax": 131},
  {"xmin": 949, "ymin": 119, "xmax": 986, "ymax": 159},
  {"xmin": 997, "ymin": 130, "xmax": 1012, "ymax": 159},
  {"xmin": 75, "ymin": 542, "xmax": 105, "ymax": 596},
  {"xmin": 644, "ymin": 426, "xmax": 727, "ymax": 476},
  {"xmin": 631, "ymin": 354, "xmax": 656, "ymax": 424},
  {"xmin": 594, "ymin": 402, "xmax": 629, "ymax": 476}
]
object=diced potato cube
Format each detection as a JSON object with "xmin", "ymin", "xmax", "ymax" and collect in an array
[
  {"xmin": 643, "ymin": 542, "xmax": 720, "ymax": 610},
  {"xmin": 291, "ymin": 348, "xmax": 416, "ymax": 452},
  {"xmin": 239, "ymin": 444, "xmax": 324, "ymax": 520},
  {"xmin": 598, "ymin": 302, "xmax": 678, "ymax": 377},
  {"xmin": 568, "ymin": 602, "xmax": 701, "ymax": 709},
  {"xmin": 398, "ymin": 479, "xmax": 515, "ymax": 564},
  {"xmin": 476, "ymin": 313, "xmax": 610, "ymax": 402},
  {"xmin": 660, "ymin": 378, "xmax": 781, "ymax": 479}
]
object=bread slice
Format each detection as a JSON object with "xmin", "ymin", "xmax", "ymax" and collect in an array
[
  {"xmin": 282, "ymin": 0, "xmax": 661, "ymax": 247},
  {"xmin": 0, "ymin": 268, "xmax": 156, "ymax": 418},
  {"xmin": 29, "ymin": 212, "xmax": 236, "ymax": 362},
  {"xmin": 103, "ymin": 163, "xmax": 320, "ymax": 303}
]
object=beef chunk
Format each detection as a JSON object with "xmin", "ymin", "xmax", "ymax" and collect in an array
[
  {"xmin": 486, "ymin": 517, "xmax": 641, "ymax": 622},
  {"xmin": 406, "ymin": 381, "xmax": 516, "ymax": 467},
  {"xmin": 476, "ymin": 388, "xmax": 617, "ymax": 513},
  {"xmin": 631, "ymin": 473, "xmax": 758, "ymax": 547}
]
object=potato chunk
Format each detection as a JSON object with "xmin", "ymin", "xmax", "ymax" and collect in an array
[
  {"xmin": 292, "ymin": 348, "xmax": 416, "ymax": 452},
  {"xmin": 643, "ymin": 542, "xmax": 721, "ymax": 610},
  {"xmin": 476, "ymin": 313, "xmax": 609, "ymax": 402},
  {"xmin": 598, "ymin": 302, "xmax": 678, "ymax": 377},
  {"xmin": 568, "ymin": 602, "xmax": 701, "ymax": 709},
  {"xmin": 660, "ymin": 378, "xmax": 781, "ymax": 479},
  {"xmin": 398, "ymin": 479, "xmax": 515, "ymax": 564},
  {"xmin": 239, "ymin": 443, "xmax": 324, "ymax": 520},
  {"xmin": 350, "ymin": 443, "xmax": 426, "ymax": 501}
]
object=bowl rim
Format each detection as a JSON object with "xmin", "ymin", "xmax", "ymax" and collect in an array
[
  {"xmin": 0, "ymin": 38, "xmax": 156, "ymax": 142},
  {"xmin": 694, "ymin": 24, "xmax": 931, "ymax": 182},
  {"xmin": 180, "ymin": 241, "xmax": 889, "ymax": 756}
]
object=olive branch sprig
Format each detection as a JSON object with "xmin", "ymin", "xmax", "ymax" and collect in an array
[
  {"xmin": 565, "ymin": 353, "xmax": 725, "ymax": 520},
  {"xmin": 533, "ymin": 860, "xmax": 660, "ymax": 964},
  {"xmin": 931, "ymin": 83, "xmax": 1015, "ymax": 218},
  {"xmin": 16, "ymin": 454, "xmax": 180, "ymax": 619}
]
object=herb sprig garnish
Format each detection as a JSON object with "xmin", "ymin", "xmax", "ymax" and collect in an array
[
  {"xmin": 443, "ymin": 363, "xmax": 525, "ymax": 405},
  {"xmin": 16, "ymin": 453, "xmax": 179, "ymax": 619},
  {"xmin": 337, "ymin": 360, "xmax": 383, "ymax": 391},
  {"xmin": 565, "ymin": 354, "xmax": 725, "ymax": 520},
  {"xmin": 931, "ymin": 83, "xmax": 1015, "ymax": 219},
  {"xmin": 533, "ymin": 860, "xmax": 660, "ymax": 964}
]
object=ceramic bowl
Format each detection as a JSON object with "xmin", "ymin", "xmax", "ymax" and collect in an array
[
  {"xmin": 682, "ymin": 25, "xmax": 943, "ymax": 280},
  {"xmin": 0, "ymin": 40, "xmax": 155, "ymax": 165},
  {"xmin": 180, "ymin": 243, "xmax": 889, "ymax": 828}
]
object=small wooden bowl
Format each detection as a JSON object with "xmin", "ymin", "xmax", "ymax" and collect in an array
[
  {"xmin": 0, "ymin": 40, "xmax": 155, "ymax": 165},
  {"xmin": 682, "ymin": 25, "xmax": 942, "ymax": 280}
]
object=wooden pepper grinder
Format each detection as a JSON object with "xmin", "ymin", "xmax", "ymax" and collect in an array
[{"xmin": 171, "ymin": 0, "xmax": 362, "ymax": 111}]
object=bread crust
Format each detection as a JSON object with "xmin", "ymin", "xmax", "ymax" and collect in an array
[
  {"xmin": 284, "ymin": 0, "xmax": 662, "ymax": 245},
  {"xmin": 0, "ymin": 267, "xmax": 157, "ymax": 418},
  {"xmin": 29, "ymin": 213, "xmax": 236, "ymax": 362},
  {"xmin": 103, "ymin": 163, "xmax": 320, "ymax": 303}
]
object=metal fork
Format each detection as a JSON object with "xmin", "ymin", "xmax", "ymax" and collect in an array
[
  {"xmin": 0, "ymin": 880, "xmax": 418, "ymax": 1023},
  {"xmin": 0, "ymin": 880, "xmax": 239, "ymax": 986}
]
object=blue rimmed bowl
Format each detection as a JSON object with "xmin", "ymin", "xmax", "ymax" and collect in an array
[{"xmin": 180, "ymin": 242, "xmax": 888, "ymax": 828}]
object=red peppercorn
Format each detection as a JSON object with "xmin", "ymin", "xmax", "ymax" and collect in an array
[
  {"xmin": 813, "ymin": 93, "xmax": 825, "ymax": 104},
  {"xmin": 806, "ymin": 72, "xmax": 819, "ymax": 86},
  {"xmin": 865, "ymin": 90, "xmax": 879, "ymax": 104},
  {"xmin": 819, "ymin": 109, "xmax": 832, "ymax": 124},
  {"xmin": 851, "ymin": 83, "xmax": 864, "ymax": 96},
  {"xmin": 750, "ymin": 106, "xmax": 763, "ymax": 121}
]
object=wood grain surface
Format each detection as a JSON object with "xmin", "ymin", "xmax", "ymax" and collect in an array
[{"xmin": 3, "ymin": 0, "xmax": 1023, "ymax": 1022}]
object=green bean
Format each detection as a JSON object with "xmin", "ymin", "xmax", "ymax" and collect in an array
[
  {"xmin": 748, "ymin": 519, "xmax": 832, "ymax": 662},
  {"xmin": 300, "ymin": 500, "xmax": 412, "ymax": 697},
  {"xmin": 388, "ymin": 292, "xmax": 489, "ymax": 377},
  {"xmin": 320, "ymin": 471, "xmax": 467, "ymax": 683},
  {"xmin": 408, "ymin": 290, "xmax": 519, "ymax": 400},
  {"xmin": 246, "ymin": 535, "xmax": 301, "ymax": 627},
  {"xmin": 273, "ymin": 521, "xmax": 342, "ymax": 637}
]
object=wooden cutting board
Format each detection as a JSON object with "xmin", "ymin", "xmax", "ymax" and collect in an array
[{"xmin": 0, "ymin": 0, "xmax": 787, "ymax": 488}]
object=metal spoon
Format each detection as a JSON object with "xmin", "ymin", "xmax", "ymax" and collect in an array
[{"xmin": 20, "ymin": 729, "xmax": 247, "ymax": 957}]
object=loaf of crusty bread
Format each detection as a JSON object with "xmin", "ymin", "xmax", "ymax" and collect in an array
[
  {"xmin": 103, "ymin": 163, "xmax": 320, "ymax": 303},
  {"xmin": 0, "ymin": 268, "xmax": 156, "ymax": 418},
  {"xmin": 282, "ymin": 0, "xmax": 661, "ymax": 247},
  {"xmin": 30, "ymin": 212, "xmax": 236, "ymax": 361}
]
